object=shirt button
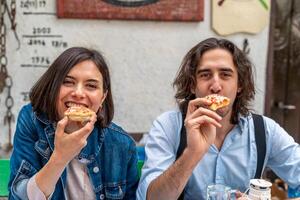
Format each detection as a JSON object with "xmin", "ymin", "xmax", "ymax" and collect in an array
[
  {"xmin": 100, "ymin": 194, "xmax": 105, "ymax": 199},
  {"xmin": 93, "ymin": 166, "xmax": 99, "ymax": 173}
]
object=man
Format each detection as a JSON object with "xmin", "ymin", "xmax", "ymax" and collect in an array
[{"xmin": 136, "ymin": 38, "xmax": 300, "ymax": 200}]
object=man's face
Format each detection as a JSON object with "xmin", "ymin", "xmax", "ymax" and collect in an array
[{"xmin": 192, "ymin": 48, "xmax": 240, "ymax": 117}]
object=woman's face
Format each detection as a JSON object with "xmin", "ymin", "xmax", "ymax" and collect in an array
[{"xmin": 56, "ymin": 60, "xmax": 107, "ymax": 120}]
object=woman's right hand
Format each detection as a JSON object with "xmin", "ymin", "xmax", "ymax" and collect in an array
[{"xmin": 51, "ymin": 113, "xmax": 97, "ymax": 165}]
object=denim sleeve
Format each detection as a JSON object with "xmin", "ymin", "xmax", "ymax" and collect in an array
[
  {"xmin": 288, "ymin": 186, "xmax": 300, "ymax": 198},
  {"xmin": 124, "ymin": 140, "xmax": 139, "ymax": 200},
  {"xmin": 8, "ymin": 105, "xmax": 41, "ymax": 199},
  {"xmin": 9, "ymin": 178, "xmax": 29, "ymax": 200},
  {"xmin": 27, "ymin": 174, "xmax": 55, "ymax": 200}
]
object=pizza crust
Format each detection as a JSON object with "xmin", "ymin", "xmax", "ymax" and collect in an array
[
  {"xmin": 205, "ymin": 94, "xmax": 230, "ymax": 111},
  {"xmin": 64, "ymin": 106, "xmax": 94, "ymax": 122}
]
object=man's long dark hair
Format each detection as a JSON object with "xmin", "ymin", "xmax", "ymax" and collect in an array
[
  {"xmin": 173, "ymin": 38, "xmax": 255, "ymax": 124},
  {"xmin": 30, "ymin": 47, "xmax": 114, "ymax": 127}
]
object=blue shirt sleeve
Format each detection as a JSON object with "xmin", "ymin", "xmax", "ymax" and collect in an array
[
  {"xmin": 264, "ymin": 116, "xmax": 300, "ymax": 188},
  {"xmin": 136, "ymin": 110, "xmax": 181, "ymax": 200}
]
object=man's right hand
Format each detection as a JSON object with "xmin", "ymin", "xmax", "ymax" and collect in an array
[
  {"xmin": 184, "ymin": 97, "xmax": 222, "ymax": 159},
  {"xmin": 146, "ymin": 98, "xmax": 222, "ymax": 200}
]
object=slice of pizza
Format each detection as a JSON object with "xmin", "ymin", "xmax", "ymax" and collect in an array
[
  {"xmin": 64, "ymin": 106, "xmax": 94, "ymax": 122},
  {"xmin": 205, "ymin": 94, "xmax": 230, "ymax": 111}
]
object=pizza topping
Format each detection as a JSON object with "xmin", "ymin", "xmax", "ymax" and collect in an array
[
  {"xmin": 64, "ymin": 106, "xmax": 94, "ymax": 122},
  {"xmin": 205, "ymin": 94, "xmax": 230, "ymax": 111}
]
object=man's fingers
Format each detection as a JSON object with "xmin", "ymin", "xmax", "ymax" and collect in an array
[
  {"xmin": 185, "ymin": 115, "xmax": 222, "ymax": 129},
  {"xmin": 187, "ymin": 98, "xmax": 211, "ymax": 114},
  {"xmin": 235, "ymin": 191, "xmax": 244, "ymax": 198},
  {"xmin": 188, "ymin": 106, "xmax": 222, "ymax": 122}
]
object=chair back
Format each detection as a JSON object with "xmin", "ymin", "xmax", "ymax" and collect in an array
[
  {"xmin": 136, "ymin": 146, "xmax": 145, "ymax": 178},
  {"xmin": 0, "ymin": 159, "xmax": 10, "ymax": 197}
]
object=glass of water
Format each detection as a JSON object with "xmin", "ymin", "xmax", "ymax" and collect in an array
[{"xmin": 207, "ymin": 184, "xmax": 232, "ymax": 200}]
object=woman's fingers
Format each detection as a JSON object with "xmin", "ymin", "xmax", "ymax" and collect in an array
[
  {"xmin": 56, "ymin": 117, "xmax": 68, "ymax": 136},
  {"xmin": 73, "ymin": 113, "xmax": 97, "ymax": 139}
]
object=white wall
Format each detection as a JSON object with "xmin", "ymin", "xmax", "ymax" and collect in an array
[{"xmin": 0, "ymin": 0, "xmax": 270, "ymax": 147}]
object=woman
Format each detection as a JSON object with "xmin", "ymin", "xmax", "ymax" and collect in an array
[{"xmin": 8, "ymin": 47, "xmax": 139, "ymax": 200}]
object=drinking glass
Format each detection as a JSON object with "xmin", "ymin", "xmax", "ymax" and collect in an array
[{"xmin": 207, "ymin": 184, "xmax": 232, "ymax": 200}]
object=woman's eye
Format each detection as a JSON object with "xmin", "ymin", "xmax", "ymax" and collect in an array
[
  {"xmin": 86, "ymin": 84, "xmax": 98, "ymax": 89},
  {"xmin": 63, "ymin": 80, "xmax": 74, "ymax": 86}
]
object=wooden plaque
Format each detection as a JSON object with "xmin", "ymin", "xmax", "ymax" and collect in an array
[{"xmin": 57, "ymin": 0, "xmax": 204, "ymax": 21}]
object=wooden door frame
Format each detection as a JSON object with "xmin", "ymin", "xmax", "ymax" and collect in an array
[
  {"xmin": 265, "ymin": 0, "xmax": 300, "ymax": 142},
  {"xmin": 264, "ymin": 0, "xmax": 275, "ymax": 117}
]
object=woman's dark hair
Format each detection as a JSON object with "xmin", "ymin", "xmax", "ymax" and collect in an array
[
  {"xmin": 173, "ymin": 38, "xmax": 255, "ymax": 124},
  {"xmin": 30, "ymin": 47, "xmax": 114, "ymax": 127}
]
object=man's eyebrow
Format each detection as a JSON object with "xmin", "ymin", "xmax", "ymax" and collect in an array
[
  {"xmin": 196, "ymin": 67, "xmax": 234, "ymax": 74},
  {"xmin": 196, "ymin": 68, "xmax": 210, "ymax": 74},
  {"xmin": 219, "ymin": 68, "xmax": 234, "ymax": 73}
]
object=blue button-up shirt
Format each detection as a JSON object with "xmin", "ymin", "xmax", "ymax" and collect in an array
[{"xmin": 137, "ymin": 110, "xmax": 300, "ymax": 200}]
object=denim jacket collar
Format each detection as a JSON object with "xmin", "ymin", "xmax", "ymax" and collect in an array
[{"xmin": 35, "ymin": 110, "xmax": 105, "ymax": 162}]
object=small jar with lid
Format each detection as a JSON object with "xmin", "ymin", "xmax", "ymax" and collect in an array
[{"xmin": 248, "ymin": 179, "xmax": 272, "ymax": 200}]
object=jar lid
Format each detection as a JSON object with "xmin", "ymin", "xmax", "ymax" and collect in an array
[{"xmin": 250, "ymin": 179, "xmax": 272, "ymax": 190}]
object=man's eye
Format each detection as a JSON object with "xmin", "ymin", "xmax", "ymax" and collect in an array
[
  {"xmin": 199, "ymin": 73, "xmax": 210, "ymax": 78},
  {"xmin": 221, "ymin": 72, "xmax": 232, "ymax": 78}
]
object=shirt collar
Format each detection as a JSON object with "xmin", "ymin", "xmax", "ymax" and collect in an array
[
  {"xmin": 236, "ymin": 113, "xmax": 250, "ymax": 134},
  {"xmin": 35, "ymin": 110, "xmax": 52, "ymax": 125},
  {"xmin": 35, "ymin": 109, "xmax": 105, "ymax": 161}
]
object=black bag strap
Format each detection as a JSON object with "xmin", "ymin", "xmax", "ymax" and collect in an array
[
  {"xmin": 252, "ymin": 113, "xmax": 266, "ymax": 178},
  {"xmin": 175, "ymin": 112, "xmax": 186, "ymax": 200},
  {"xmin": 175, "ymin": 113, "xmax": 266, "ymax": 199},
  {"xmin": 176, "ymin": 112, "xmax": 187, "ymax": 160}
]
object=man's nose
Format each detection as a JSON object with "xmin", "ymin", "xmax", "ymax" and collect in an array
[{"xmin": 210, "ymin": 76, "xmax": 222, "ymax": 93}]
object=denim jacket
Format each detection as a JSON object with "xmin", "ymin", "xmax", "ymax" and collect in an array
[{"xmin": 8, "ymin": 104, "xmax": 139, "ymax": 200}]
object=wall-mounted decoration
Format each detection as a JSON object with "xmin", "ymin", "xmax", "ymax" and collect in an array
[
  {"xmin": 212, "ymin": 0, "xmax": 270, "ymax": 36},
  {"xmin": 57, "ymin": 0, "xmax": 204, "ymax": 21}
]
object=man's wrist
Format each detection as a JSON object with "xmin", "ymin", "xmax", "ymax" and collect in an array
[
  {"xmin": 183, "ymin": 146, "xmax": 207, "ymax": 161},
  {"xmin": 180, "ymin": 148, "xmax": 206, "ymax": 168}
]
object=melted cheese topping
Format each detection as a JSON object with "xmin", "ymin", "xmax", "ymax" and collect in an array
[{"xmin": 205, "ymin": 94, "xmax": 230, "ymax": 110}]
